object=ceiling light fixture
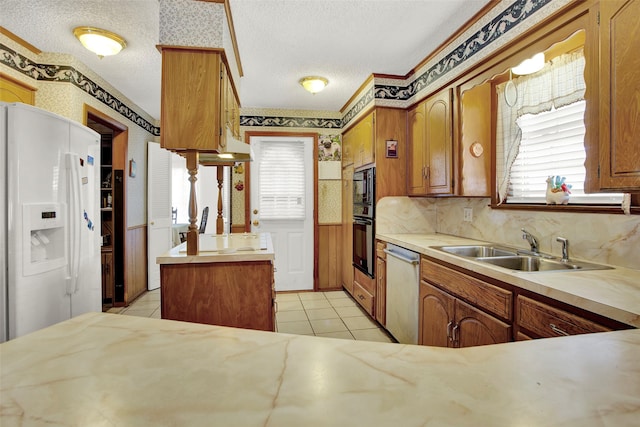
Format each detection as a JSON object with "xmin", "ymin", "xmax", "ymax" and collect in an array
[
  {"xmin": 511, "ymin": 52, "xmax": 545, "ymax": 75},
  {"xmin": 299, "ymin": 76, "xmax": 328, "ymax": 94},
  {"xmin": 73, "ymin": 26, "xmax": 126, "ymax": 59}
]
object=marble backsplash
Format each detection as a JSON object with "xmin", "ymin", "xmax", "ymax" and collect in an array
[{"xmin": 377, "ymin": 196, "xmax": 639, "ymax": 270}]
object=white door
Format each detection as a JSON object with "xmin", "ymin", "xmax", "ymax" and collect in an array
[
  {"xmin": 147, "ymin": 142, "xmax": 173, "ymax": 291},
  {"xmin": 250, "ymin": 136, "xmax": 314, "ymax": 291}
]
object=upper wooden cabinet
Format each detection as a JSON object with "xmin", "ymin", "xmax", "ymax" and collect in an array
[
  {"xmin": 343, "ymin": 111, "xmax": 375, "ymax": 169},
  {"xmin": 160, "ymin": 47, "xmax": 238, "ymax": 152},
  {"xmin": 596, "ymin": 0, "xmax": 640, "ymax": 191},
  {"xmin": 407, "ymin": 88, "xmax": 453, "ymax": 196}
]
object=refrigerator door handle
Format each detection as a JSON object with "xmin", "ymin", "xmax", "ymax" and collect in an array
[{"xmin": 66, "ymin": 153, "xmax": 82, "ymax": 294}]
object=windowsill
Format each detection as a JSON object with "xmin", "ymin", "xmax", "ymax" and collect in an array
[{"xmin": 490, "ymin": 202, "xmax": 639, "ymax": 215}]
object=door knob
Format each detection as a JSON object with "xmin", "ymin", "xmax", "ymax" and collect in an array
[
  {"xmin": 253, "ymin": 220, "xmax": 259, "ymax": 226},
  {"xmin": 253, "ymin": 209, "xmax": 259, "ymax": 214}
]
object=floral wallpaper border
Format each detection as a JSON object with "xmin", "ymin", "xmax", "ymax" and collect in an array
[
  {"xmin": 0, "ymin": 43, "xmax": 160, "ymax": 136},
  {"xmin": 1, "ymin": 0, "xmax": 550, "ymax": 132}
]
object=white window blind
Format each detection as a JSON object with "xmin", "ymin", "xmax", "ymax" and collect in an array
[
  {"xmin": 259, "ymin": 140, "xmax": 306, "ymax": 219},
  {"xmin": 508, "ymin": 100, "xmax": 623, "ymax": 204}
]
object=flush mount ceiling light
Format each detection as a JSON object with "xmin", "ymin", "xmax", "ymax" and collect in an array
[
  {"xmin": 73, "ymin": 26, "xmax": 126, "ymax": 58},
  {"xmin": 299, "ymin": 76, "xmax": 329, "ymax": 94},
  {"xmin": 511, "ymin": 52, "xmax": 545, "ymax": 75}
]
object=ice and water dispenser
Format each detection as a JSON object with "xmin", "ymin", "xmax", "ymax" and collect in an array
[{"xmin": 22, "ymin": 203, "xmax": 67, "ymax": 276}]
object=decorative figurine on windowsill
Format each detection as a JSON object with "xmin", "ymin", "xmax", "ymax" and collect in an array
[{"xmin": 546, "ymin": 175, "xmax": 572, "ymax": 204}]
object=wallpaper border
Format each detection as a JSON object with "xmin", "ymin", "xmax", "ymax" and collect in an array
[{"xmin": 0, "ymin": 43, "xmax": 160, "ymax": 136}]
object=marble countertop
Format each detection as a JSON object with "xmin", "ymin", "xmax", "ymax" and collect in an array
[
  {"xmin": 377, "ymin": 233, "xmax": 640, "ymax": 327},
  {"xmin": 157, "ymin": 232, "xmax": 274, "ymax": 264},
  {"xmin": 1, "ymin": 312, "xmax": 639, "ymax": 426}
]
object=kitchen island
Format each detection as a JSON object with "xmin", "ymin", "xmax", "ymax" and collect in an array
[
  {"xmin": 156, "ymin": 233, "xmax": 276, "ymax": 331},
  {"xmin": 1, "ymin": 312, "xmax": 639, "ymax": 426}
]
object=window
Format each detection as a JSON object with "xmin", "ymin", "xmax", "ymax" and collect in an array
[
  {"xmin": 258, "ymin": 140, "xmax": 306, "ymax": 219},
  {"xmin": 496, "ymin": 48, "xmax": 622, "ymax": 205},
  {"xmin": 509, "ymin": 101, "xmax": 623, "ymax": 204}
]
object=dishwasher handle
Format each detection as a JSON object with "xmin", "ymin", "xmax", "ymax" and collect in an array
[{"xmin": 384, "ymin": 248, "xmax": 419, "ymax": 265}]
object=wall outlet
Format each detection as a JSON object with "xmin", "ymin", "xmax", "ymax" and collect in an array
[{"xmin": 463, "ymin": 207, "xmax": 473, "ymax": 222}]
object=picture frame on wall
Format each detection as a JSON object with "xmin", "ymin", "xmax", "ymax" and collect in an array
[{"xmin": 385, "ymin": 140, "xmax": 398, "ymax": 158}]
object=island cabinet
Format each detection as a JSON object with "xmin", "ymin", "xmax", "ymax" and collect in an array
[
  {"xmin": 160, "ymin": 46, "xmax": 239, "ymax": 153},
  {"xmin": 160, "ymin": 260, "xmax": 275, "ymax": 332},
  {"xmin": 407, "ymin": 88, "xmax": 453, "ymax": 196},
  {"xmin": 419, "ymin": 257, "xmax": 512, "ymax": 348},
  {"xmin": 594, "ymin": 0, "xmax": 640, "ymax": 191}
]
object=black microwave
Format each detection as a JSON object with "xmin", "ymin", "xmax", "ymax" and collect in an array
[{"xmin": 353, "ymin": 167, "xmax": 375, "ymax": 218}]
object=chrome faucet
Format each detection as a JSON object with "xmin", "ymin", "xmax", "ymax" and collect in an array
[
  {"xmin": 556, "ymin": 237, "xmax": 570, "ymax": 262},
  {"xmin": 521, "ymin": 228, "xmax": 539, "ymax": 253}
]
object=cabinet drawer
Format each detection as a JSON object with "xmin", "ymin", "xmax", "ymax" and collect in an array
[
  {"xmin": 421, "ymin": 258, "xmax": 512, "ymax": 320},
  {"xmin": 353, "ymin": 281, "xmax": 374, "ymax": 316},
  {"xmin": 354, "ymin": 266, "xmax": 375, "ymax": 294},
  {"xmin": 376, "ymin": 241, "xmax": 386, "ymax": 259},
  {"xmin": 516, "ymin": 295, "xmax": 611, "ymax": 338}
]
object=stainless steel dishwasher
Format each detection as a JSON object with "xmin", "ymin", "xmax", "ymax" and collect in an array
[{"xmin": 384, "ymin": 244, "xmax": 420, "ymax": 344}]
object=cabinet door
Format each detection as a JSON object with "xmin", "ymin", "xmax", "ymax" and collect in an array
[
  {"xmin": 160, "ymin": 49, "xmax": 222, "ymax": 151},
  {"xmin": 341, "ymin": 166, "xmax": 354, "ymax": 294},
  {"xmin": 375, "ymin": 255, "xmax": 386, "ymax": 326},
  {"xmin": 359, "ymin": 111, "xmax": 375, "ymax": 167},
  {"xmin": 424, "ymin": 89, "xmax": 453, "ymax": 195},
  {"xmin": 597, "ymin": 0, "xmax": 640, "ymax": 190},
  {"xmin": 407, "ymin": 102, "xmax": 427, "ymax": 195},
  {"xmin": 419, "ymin": 281, "xmax": 455, "ymax": 347},
  {"xmin": 454, "ymin": 299, "xmax": 512, "ymax": 348},
  {"xmin": 342, "ymin": 127, "xmax": 354, "ymax": 167}
]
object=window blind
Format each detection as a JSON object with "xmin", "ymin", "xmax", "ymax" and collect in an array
[
  {"xmin": 259, "ymin": 140, "xmax": 306, "ymax": 219},
  {"xmin": 508, "ymin": 100, "xmax": 622, "ymax": 204}
]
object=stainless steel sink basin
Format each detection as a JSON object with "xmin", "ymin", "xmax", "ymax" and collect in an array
[
  {"xmin": 433, "ymin": 244, "xmax": 612, "ymax": 272},
  {"xmin": 434, "ymin": 245, "xmax": 518, "ymax": 258},
  {"xmin": 475, "ymin": 256, "xmax": 613, "ymax": 272}
]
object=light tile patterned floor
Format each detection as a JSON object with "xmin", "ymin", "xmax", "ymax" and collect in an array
[{"xmin": 109, "ymin": 289, "xmax": 395, "ymax": 343}]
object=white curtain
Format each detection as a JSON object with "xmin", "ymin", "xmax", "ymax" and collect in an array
[{"xmin": 496, "ymin": 50, "xmax": 586, "ymax": 203}]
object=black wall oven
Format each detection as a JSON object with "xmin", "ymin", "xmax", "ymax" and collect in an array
[{"xmin": 353, "ymin": 167, "xmax": 375, "ymax": 278}]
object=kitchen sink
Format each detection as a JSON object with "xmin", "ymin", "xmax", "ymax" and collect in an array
[
  {"xmin": 433, "ymin": 245, "xmax": 612, "ymax": 272},
  {"xmin": 434, "ymin": 245, "xmax": 518, "ymax": 258},
  {"xmin": 476, "ymin": 256, "xmax": 612, "ymax": 272}
]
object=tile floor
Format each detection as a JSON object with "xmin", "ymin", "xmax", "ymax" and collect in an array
[{"xmin": 108, "ymin": 289, "xmax": 395, "ymax": 343}]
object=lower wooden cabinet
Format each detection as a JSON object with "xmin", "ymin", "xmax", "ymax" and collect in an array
[
  {"xmin": 375, "ymin": 242, "xmax": 386, "ymax": 326},
  {"xmin": 353, "ymin": 268, "xmax": 375, "ymax": 316},
  {"xmin": 160, "ymin": 261, "xmax": 275, "ymax": 332},
  {"xmin": 419, "ymin": 280, "xmax": 511, "ymax": 348},
  {"xmin": 516, "ymin": 295, "xmax": 611, "ymax": 339}
]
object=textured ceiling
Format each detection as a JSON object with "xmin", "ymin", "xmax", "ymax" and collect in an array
[{"xmin": 1, "ymin": 0, "xmax": 492, "ymax": 120}]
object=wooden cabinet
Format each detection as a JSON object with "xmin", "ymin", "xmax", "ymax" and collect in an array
[
  {"xmin": 595, "ymin": 0, "xmax": 640, "ymax": 191},
  {"xmin": 375, "ymin": 241, "xmax": 386, "ymax": 326},
  {"xmin": 221, "ymin": 63, "xmax": 240, "ymax": 143},
  {"xmin": 0, "ymin": 73, "xmax": 36, "ymax": 105},
  {"xmin": 160, "ymin": 261, "xmax": 275, "ymax": 332},
  {"xmin": 516, "ymin": 295, "xmax": 611, "ymax": 339},
  {"xmin": 341, "ymin": 166, "xmax": 354, "ymax": 294},
  {"xmin": 353, "ymin": 267, "xmax": 375, "ymax": 316},
  {"xmin": 407, "ymin": 88, "xmax": 453, "ymax": 196},
  {"xmin": 419, "ymin": 258, "xmax": 512, "ymax": 348},
  {"xmin": 160, "ymin": 47, "xmax": 226, "ymax": 152},
  {"xmin": 342, "ymin": 110, "xmax": 375, "ymax": 169},
  {"xmin": 419, "ymin": 279, "xmax": 511, "ymax": 348}
]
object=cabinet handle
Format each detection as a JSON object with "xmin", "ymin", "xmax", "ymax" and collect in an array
[
  {"xmin": 447, "ymin": 321, "xmax": 454, "ymax": 341},
  {"xmin": 358, "ymin": 294, "xmax": 365, "ymax": 300},
  {"xmin": 452, "ymin": 324, "xmax": 459, "ymax": 346},
  {"xmin": 274, "ymin": 301, "xmax": 278, "ymax": 313},
  {"xmin": 425, "ymin": 166, "xmax": 430, "ymax": 179},
  {"xmin": 549, "ymin": 323, "xmax": 570, "ymax": 336}
]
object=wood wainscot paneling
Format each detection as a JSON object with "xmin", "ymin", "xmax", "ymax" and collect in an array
[
  {"xmin": 317, "ymin": 224, "xmax": 343, "ymax": 291},
  {"xmin": 125, "ymin": 225, "xmax": 147, "ymax": 304}
]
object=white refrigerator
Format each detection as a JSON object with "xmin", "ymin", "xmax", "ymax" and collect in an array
[{"xmin": 0, "ymin": 102, "xmax": 101, "ymax": 342}]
